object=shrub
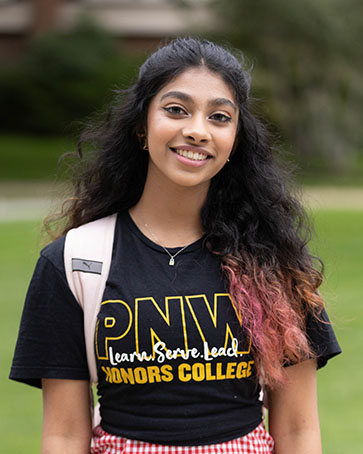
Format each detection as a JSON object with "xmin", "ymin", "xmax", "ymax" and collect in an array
[{"xmin": 0, "ymin": 17, "xmax": 143, "ymax": 134}]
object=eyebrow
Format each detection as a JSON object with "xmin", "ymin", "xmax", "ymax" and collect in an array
[{"xmin": 160, "ymin": 91, "xmax": 237, "ymax": 113}]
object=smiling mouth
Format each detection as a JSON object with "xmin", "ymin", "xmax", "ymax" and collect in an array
[{"xmin": 171, "ymin": 148, "xmax": 211, "ymax": 161}]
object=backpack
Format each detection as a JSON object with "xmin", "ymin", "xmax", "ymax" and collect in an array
[{"xmin": 64, "ymin": 213, "xmax": 117, "ymax": 427}]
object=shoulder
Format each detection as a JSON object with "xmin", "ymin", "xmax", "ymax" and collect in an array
[
  {"xmin": 306, "ymin": 307, "xmax": 342, "ymax": 368},
  {"xmin": 40, "ymin": 235, "xmax": 66, "ymax": 278},
  {"xmin": 40, "ymin": 214, "xmax": 118, "ymax": 271},
  {"xmin": 43, "ymin": 214, "xmax": 119, "ymax": 278}
]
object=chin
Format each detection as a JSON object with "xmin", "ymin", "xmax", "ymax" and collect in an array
[{"xmin": 168, "ymin": 172, "xmax": 211, "ymax": 189}]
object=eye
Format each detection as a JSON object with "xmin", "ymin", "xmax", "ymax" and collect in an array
[
  {"xmin": 163, "ymin": 106, "xmax": 187, "ymax": 115},
  {"xmin": 210, "ymin": 113, "xmax": 232, "ymax": 123}
]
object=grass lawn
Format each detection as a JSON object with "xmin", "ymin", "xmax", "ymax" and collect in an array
[
  {"xmin": 0, "ymin": 220, "xmax": 44, "ymax": 453},
  {"xmin": 0, "ymin": 134, "xmax": 75, "ymax": 180},
  {"xmin": 311, "ymin": 210, "xmax": 363, "ymax": 452},
  {"xmin": 1, "ymin": 210, "xmax": 362, "ymax": 452}
]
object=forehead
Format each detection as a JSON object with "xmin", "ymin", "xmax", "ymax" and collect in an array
[{"xmin": 154, "ymin": 67, "xmax": 236, "ymax": 104}]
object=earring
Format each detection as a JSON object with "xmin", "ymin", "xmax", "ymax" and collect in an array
[
  {"xmin": 137, "ymin": 132, "xmax": 148, "ymax": 151},
  {"xmin": 142, "ymin": 140, "xmax": 148, "ymax": 151},
  {"xmin": 227, "ymin": 158, "xmax": 230, "ymax": 163}
]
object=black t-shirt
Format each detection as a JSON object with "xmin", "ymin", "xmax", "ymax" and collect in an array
[{"xmin": 10, "ymin": 212, "xmax": 341, "ymax": 445}]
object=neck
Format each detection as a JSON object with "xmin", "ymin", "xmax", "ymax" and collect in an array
[{"xmin": 129, "ymin": 174, "xmax": 208, "ymax": 247}]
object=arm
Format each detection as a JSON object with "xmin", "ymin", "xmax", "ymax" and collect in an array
[
  {"xmin": 267, "ymin": 359, "xmax": 322, "ymax": 454},
  {"xmin": 41, "ymin": 379, "xmax": 92, "ymax": 454}
]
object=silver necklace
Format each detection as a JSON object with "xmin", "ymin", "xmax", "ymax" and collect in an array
[{"xmin": 143, "ymin": 222, "xmax": 190, "ymax": 266}]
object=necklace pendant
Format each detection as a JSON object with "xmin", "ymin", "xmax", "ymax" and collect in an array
[{"xmin": 169, "ymin": 257, "xmax": 175, "ymax": 266}]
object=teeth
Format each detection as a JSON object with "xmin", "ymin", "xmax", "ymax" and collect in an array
[{"xmin": 174, "ymin": 148, "xmax": 209, "ymax": 161}]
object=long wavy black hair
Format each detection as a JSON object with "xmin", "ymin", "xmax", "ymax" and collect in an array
[{"xmin": 48, "ymin": 37, "xmax": 324, "ymax": 387}]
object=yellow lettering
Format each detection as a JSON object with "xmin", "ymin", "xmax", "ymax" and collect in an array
[
  {"xmin": 135, "ymin": 296, "xmax": 187, "ymax": 355},
  {"xmin": 111, "ymin": 367, "xmax": 122, "ymax": 384},
  {"xmin": 134, "ymin": 367, "xmax": 148, "ymax": 384},
  {"xmin": 216, "ymin": 362, "xmax": 226, "ymax": 380},
  {"xmin": 96, "ymin": 300, "xmax": 133, "ymax": 360},
  {"xmin": 102, "ymin": 366, "xmax": 112, "ymax": 382},
  {"xmin": 104, "ymin": 317, "xmax": 115, "ymax": 328},
  {"xmin": 185, "ymin": 294, "xmax": 251, "ymax": 355},
  {"xmin": 236, "ymin": 361, "xmax": 247, "ymax": 379},
  {"xmin": 246, "ymin": 360, "xmax": 254, "ymax": 377},
  {"xmin": 147, "ymin": 366, "xmax": 161, "ymax": 383},
  {"xmin": 205, "ymin": 363, "xmax": 216, "ymax": 381},
  {"xmin": 178, "ymin": 363, "xmax": 191, "ymax": 382},
  {"xmin": 120, "ymin": 368, "xmax": 135, "ymax": 384},
  {"xmin": 224, "ymin": 323, "xmax": 251, "ymax": 354},
  {"xmin": 226, "ymin": 362, "xmax": 237, "ymax": 379},
  {"xmin": 161, "ymin": 365, "xmax": 174, "ymax": 382},
  {"xmin": 192, "ymin": 363, "xmax": 205, "ymax": 382}
]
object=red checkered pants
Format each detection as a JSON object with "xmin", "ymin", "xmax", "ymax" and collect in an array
[{"xmin": 91, "ymin": 423, "xmax": 274, "ymax": 454}]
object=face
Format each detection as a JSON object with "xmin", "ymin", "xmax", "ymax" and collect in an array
[{"xmin": 144, "ymin": 67, "xmax": 239, "ymax": 191}]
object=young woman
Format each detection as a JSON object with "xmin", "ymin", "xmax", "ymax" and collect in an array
[{"xmin": 10, "ymin": 37, "xmax": 341, "ymax": 453}]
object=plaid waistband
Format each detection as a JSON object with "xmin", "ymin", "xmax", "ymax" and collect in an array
[{"xmin": 91, "ymin": 423, "xmax": 274, "ymax": 454}]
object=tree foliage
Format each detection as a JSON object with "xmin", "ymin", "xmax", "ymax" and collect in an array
[
  {"xmin": 209, "ymin": 0, "xmax": 363, "ymax": 170},
  {"xmin": 0, "ymin": 17, "xmax": 143, "ymax": 134}
]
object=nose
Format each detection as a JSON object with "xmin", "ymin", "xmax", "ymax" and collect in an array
[{"xmin": 182, "ymin": 114, "xmax": 211, "ymax": 143}]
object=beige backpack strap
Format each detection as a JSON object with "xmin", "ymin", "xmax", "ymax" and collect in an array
[{"xmin": 64, "ymin": 213, "xmax": 117, "ymax": 384}]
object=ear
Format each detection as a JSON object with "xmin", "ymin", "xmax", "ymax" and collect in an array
[
  {"xmin": 136, "ymin": 125, "xmax": 147, "ymax": 138},
  {"xmin": 136, "ymin": 126, "xmax": 149, "ymax": 151},
  {"xmin": 136, "ymin": 126, "xmax": 147, "ymax": 148}
]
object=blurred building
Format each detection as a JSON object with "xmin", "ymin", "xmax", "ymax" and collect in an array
[{"xmin": 0, "ymin": 0, "xmax": 215, "ymax": 61}]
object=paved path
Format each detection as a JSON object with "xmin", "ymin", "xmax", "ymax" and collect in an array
[
  {"xmin": 0, "ymin": 182, "xmax": 64, "ymax": 222},
  {"xmin": 1, "ymin": 182, "xmax": 363, "ymax": 222},
  {"xmin": 301, "ymin": 187, "xmax": 363, "ymax": 211}
]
